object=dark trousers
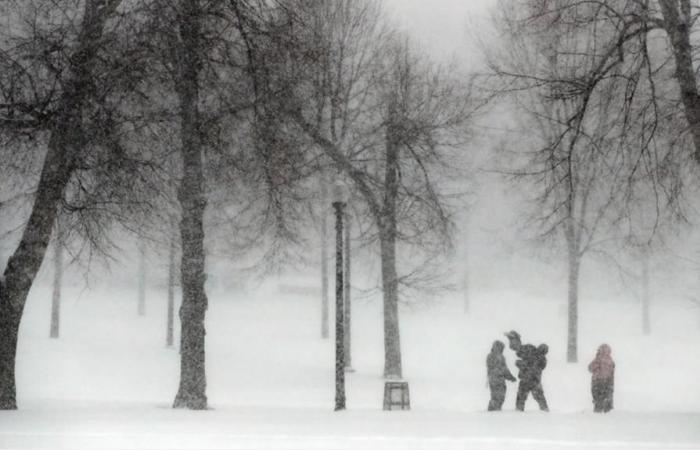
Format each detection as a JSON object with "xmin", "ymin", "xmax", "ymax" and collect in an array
[
  {"xmin": 592, "ymin": 378, "xmax": 614, "ymax": 412},
  {"xmin": 516, "ymin": 380, "xmax": 548, "ymax": 411},
  {"xmin": 488, "ymin": 382, "xmax": 506, "ymax": 411}
]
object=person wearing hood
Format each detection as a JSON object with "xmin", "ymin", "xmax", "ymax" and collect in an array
[
  {"xmin": 504, "ymin": 330, "xmax": 549, "ymax": 411},
  {"xmin": 588, "ymin": 344, "xmax": 615, "ymax": 413},
  {"xmin": 486, "ymin": 340, "xmax": 517, "ymax": 411}
]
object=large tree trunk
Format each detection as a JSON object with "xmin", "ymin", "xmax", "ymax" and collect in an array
[
  {"xmin": 166, "ymin": 228, "xmax": 177, "ymax": 348},
  {"xmin": 50, "ymin": 236, "xmax": 63, "ymax": 339},
  {"xmin": 333, "ymin": 202, "xmax": 346, "ymax": 410},
  {"xmin": 173, "ymin": 0, "xmax": 208, "ymax": 410},
  {"xmin": 321, "ymin": 181, "xmax": 329, "ymax": 339},
  {"xmin": 659, "ymin": 0, "xmax": 700, "ymax": 161},
  {"xmin": 0, "ymin": 0, "xmax": 117, "ymax": 410},
  {"xmin": 566, "ymin": 246, "xmax": 580, "ymax": 363},
  {"xmin": 379, "ymin": 225, "xmax": 402, "ymax": 378},
  {"xmin": 380, "ymin": 98, "xmax": 402, "ymax": 379},
  {"xmin": 0, "ymin": 145, "xmax": 72, "ymax": 409}
]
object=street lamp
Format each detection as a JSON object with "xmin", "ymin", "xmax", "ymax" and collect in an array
[{"xmin": 331, "ymin": 179, "xmax": 349, "ymax": 411}]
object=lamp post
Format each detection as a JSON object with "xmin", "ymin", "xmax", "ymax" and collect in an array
[{"xmin": 331, "ymin": 179, "xmax": 348, "ymax": 411}]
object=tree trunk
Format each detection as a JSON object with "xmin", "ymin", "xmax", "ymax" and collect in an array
[
  {"xmin": 0, "ymin": 0, "xmax": 116, "ymax": 410},
  {"xmin": 566, "ymin": 249, "xmax": 580, "ymax": 363},
  {"xmin": 659, "ymin": 0, "xmax": 700, "ymax": 162},
  {"xmin": 379, "ymin": 225, "xmax": 402, "ymax": 379},
  {"xmin": 0, "ymin": 151, "xmax": 70, "ymax": 407},
  {"xmin": 173, "ymin": 0, "xmax": 208, "ymax": 410},
  {"xmin": 166, "ymin": 228, "xmax": 176, "ymax": 348},
  {"xmin": 50, "ymin": 237, "xmax": 63, "ymax": 339},
  {"xmin": 333, "ymin": 202, "xmax": 346, "ymax": 411},
  {"xmin": 380, "ymin": 98, "xmax": 402, "ymax": 379},
  {"xmin": 343, "ymin": 211, "xmax": 352, "ymax": 370},
  {"xmin": 641, "ymin": 255, "xmax": 651, "ymax": 335},
  {"xmin": 137, "ymin": 245, "xmax": 146, "ymax": 316},
  {"xmin": 321, "ymin": 181, "xmax": 329, "ymax": 339}
]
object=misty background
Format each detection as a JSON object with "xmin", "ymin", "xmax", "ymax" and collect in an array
[{"xmin": 1, "ymin": 0, "xmax": 699, "ymax": 448}]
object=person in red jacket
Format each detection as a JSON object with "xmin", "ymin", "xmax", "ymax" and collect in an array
[{"xmin": 588, "ymin": 344, "xmax": 615, "ymax": 413}]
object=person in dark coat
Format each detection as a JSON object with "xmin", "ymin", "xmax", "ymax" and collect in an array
[
  {"xmin": 504, "ymin": 331, "xmax": 549, "ymax": 412},
  {"xmin": 588, "ymin": 343, "xmax": 615, "ymax": 413},
  {"xmin": 486, "ymin": 340, "xmax": 516, "ymax": 411}
]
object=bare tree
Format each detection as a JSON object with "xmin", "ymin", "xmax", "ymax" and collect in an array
[
  {"xmin": 0, "ymin": 0, "xmax": 130, "ymax": 410},
  {"xmin": 143, "ymin": 0, "xmax": 319, "ymax": 409},
  {"xmin": 274, "ymin": 1, "xmax": 477, "ymax": 378},
  {"xmin": 488, "ymin": 0, "xmax": 687, "ymax": 362},
  {"xmin": 165, "ymin": 0, "xmax": 209, "ymax": 410}
]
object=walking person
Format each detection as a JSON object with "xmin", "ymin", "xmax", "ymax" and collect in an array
[
  {"xmin": 486, "ymin": 340, "xmax": 516, "ymax": 411},
  {"xmin": 588, "ymin": 344, "xmax": 615, "ymax": 413},
  {"xmin": 504, "ymin": 331, "xmax": 549, "ymax": 412}
]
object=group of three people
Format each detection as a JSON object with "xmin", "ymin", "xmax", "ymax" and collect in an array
[{"xmin": 487, "ymin": 330, "xmax": 615, "ymax": 413}]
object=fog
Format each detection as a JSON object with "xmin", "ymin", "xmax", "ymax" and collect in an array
[{"xmin": 1, "ymin": 0, "xmax": 699, "ymax": 449}]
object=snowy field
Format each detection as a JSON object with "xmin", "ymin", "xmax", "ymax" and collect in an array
[{"xmin": 2, "ymin": 280, "xmax": 700, "ymax": 450}]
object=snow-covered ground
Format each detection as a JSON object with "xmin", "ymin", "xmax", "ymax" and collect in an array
[{"xmin": 2, "ymin": 280, "xmax": 699, "ymax": 449}]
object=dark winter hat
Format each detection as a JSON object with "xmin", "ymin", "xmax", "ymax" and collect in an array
[
  {"xmin": 504, "ymin": 330, "xmax": 522, "ymax": 351},
  {"xmin": 504, "ymin": 330, "xmax": 520, "ymax": 339}
]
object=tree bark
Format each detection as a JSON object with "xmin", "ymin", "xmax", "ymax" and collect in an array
[
  {"xmin": 566, "ymin": 247, "xmax": 580, "ymax": 363},
  {"xmin": 0, "ymin": 0, "xmax": 117, "ymax": 410},
  {"xmin": 166, "ymin": 228, "xmax": 177, "ymax": 348},
  {"xmin": 172, "ymin": 0, "xmax": 208, "ymax": 410},
  {"xmin": 50, "ymin": 236, "xmax": 63, "ymax": 339},
  {"xmin": 658, "ymin": 0, "xmax": 700, "ymax": 161},
  {"xmin": 0, "ymin": 144, "xmax": 72, "ymax": 408},
  {"xmin": 380, "ymin": 99, "xmax": 403, "ymax": 379},
  {"xmin": 380, "ymin": 225, "xmax": 402, "ymax": 379},
  {"xmin": 333, "ymin": 202, "xmax": 346, "ymax": 411}
]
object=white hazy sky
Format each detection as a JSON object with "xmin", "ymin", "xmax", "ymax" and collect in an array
[{"xmin": 384, "ymin": 0, "xmax": 497, "ymax": 63}]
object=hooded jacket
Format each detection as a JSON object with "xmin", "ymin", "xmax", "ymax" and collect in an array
[
  {"xmin": 588, "ymin": 344, "xmax": 615, "ymax": 380},
  {"xmin": 487, "ymin": 341, "xmax": 516, "ymax": 385},
  {"xmin": 515, "ymin": 343, "xmax": 547, "ymax": 382}
]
